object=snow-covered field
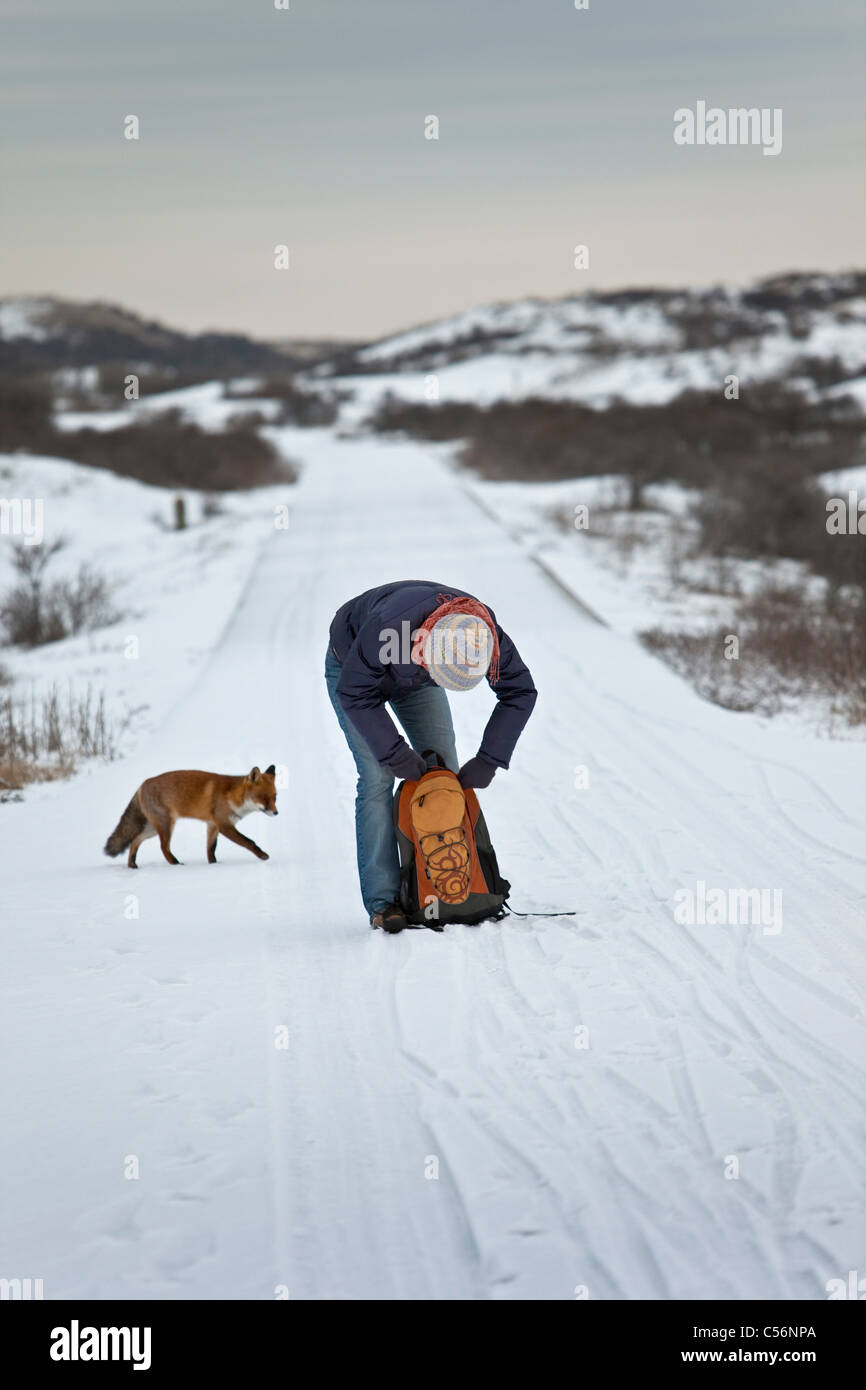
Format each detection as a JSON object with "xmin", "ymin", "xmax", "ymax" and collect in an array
[
  {"xmin": 54, "ymin": 381, "xmax": 284, "ymax": 434},
  {"xmin": 0, "ymin": 450, "xmax": 296, "ymax": 741},
  {"xmin": 1, "ymin": 419, "xmax": 863, "ymax": 1300}
]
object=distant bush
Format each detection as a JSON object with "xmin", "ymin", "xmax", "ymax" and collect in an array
[
  {"xmin": 201, "ymin": 492, "xmax": 227, "ymax": 520},
  {"xmin": 641, "ymin": 585, "xmax": 866, "ymax": 725},
  {"xmin": 55, "ymin": 409, "xmax": 293, "ymax": 491},
  {"xmin": 0, "ymin": 540, "xmax": 120, "ymax": 648},
  {"xmin": 666, "ymin": 300, "xmax": 765, "ymax": 351},
  {"xmin": 330, "ymin": 326, "xmax": 525, "ymax": 377},
  {"xmin": 0, "ymin": 375, "xmax": 55, "ymax": 452},
  {"xmin": 0, "ymin": 374, "xmax": 294, "ymax": 490},
  {"xmin": 369, "ymin": 383, "xmax": 859, "ymax": 482},
  {"xmin": 224, "ymin": 376, "xmax": 338, "ymax": 427},
  {"xmin": 368, "ymin": 394, "xmax": 483, "ymax": 442},
  {"xmin": 789, "ymin": 355, "xmax": 857, "ymax": 390},
  {"xmin": 694, "ymin": 461, "xmax": 865, "ymax": 592}
]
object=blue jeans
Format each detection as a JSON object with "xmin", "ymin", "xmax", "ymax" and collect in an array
[{"xmin": 325, "ymin": 646, "xmax": 459, "ymax": 917}]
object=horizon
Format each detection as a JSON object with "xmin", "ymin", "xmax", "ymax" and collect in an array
[{"xmin": 3, "ymin": 262, "xmax": 862, "ymax": 348}]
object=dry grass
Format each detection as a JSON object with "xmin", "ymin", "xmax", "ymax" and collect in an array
[
  {"xmin": 641, "ymin": 586, "xmax": 866, "ymax": 725},
  {"xmin": 0, "ymin": 683, "xmax": 144, "ymax": 794}
]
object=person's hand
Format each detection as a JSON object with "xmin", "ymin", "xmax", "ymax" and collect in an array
[
  {"xmin": 387, "ymin": 746, "xmax": 427, "ymax": 781},
  {"xmin": 457, "ymin": 755, "xmax": 497, "ymax": 790}
]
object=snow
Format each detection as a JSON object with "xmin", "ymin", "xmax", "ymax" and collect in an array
[
  {"xmin": 1, "ymin": 419, "xmax": 864, "ymax": 1299},
  {"xmin": 0, "ymin": 297, "xmax": 53, "ymax": 341},
  {"xmin": 0, "ymin": 451, "xmax": 296, "ymax": 740},
  {"xmin": 317, "ymin": 286, "xmax": 866, "ymax": 418},
  {"xmin": 819, "ymin": 463, "xmax": 866, "ymax": 493},
  {"xmin": 55, "ymin": 381, "xmax": 284, "ymax": 433},
  {"xmin": 824, "ymin": 375, "xmax": 866, "ymax": 411},
  {"xmin": 356, "ymin": 297, "xmax": 680, "ymax": 366}
]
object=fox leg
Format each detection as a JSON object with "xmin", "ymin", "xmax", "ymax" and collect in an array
[
  {"xmin": 216, "ymin": 820, "xmax": 269, "ymax": 861},
  {"xmin": 206, "ymin": 822, "xmax": 219, "ymax": 864},
  {"xmin": 128, "ymin": 823, "xmax": 157, "ymax": 868},
  {"xmin": 151, "ymin": 810, "xmax": 180, "ymax": 865}
]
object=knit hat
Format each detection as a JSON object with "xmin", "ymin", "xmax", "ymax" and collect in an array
[{"xmin": 416, "ymin": 596, "xmax": 500, "ymax": 691}]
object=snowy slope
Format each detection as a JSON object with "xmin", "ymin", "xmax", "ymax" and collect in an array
[
  {"xmin": 319, "ymin": 277, "xmax": 866, "ymax": 415},
  {"xmin": 0, "ymin": 298, "xmax": 54, "ymax": 342},
  {"xmin": 0, "ymin": 451, "xmax": 296, "ymax": 746},
  {"xmin": 1, "ymin": 424, "xmax": 863, "ymax": 1300}
]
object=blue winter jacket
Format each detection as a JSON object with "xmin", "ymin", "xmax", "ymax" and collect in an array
[{"xmin": 329, "ymin": 581, "xmax": 537, "ymax": 770}]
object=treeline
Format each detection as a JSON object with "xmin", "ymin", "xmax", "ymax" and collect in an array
[{"xmin": 0, "ymin": 376, "xmax": 292, "ymax": 491}]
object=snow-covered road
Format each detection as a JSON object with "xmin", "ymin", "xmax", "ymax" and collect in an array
[{"xmin": 2, "ymin": 429, "xmax": 864, "ymax": 1299}]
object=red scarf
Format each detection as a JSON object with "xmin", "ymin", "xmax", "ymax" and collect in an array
[{"xmin": 416, "ymin": 594, "xmax": 501, "ymax": 685}]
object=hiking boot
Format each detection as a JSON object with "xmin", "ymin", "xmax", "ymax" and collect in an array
[{"xmin": 371, "ymin": 902, "xmax": 407, "ymax": 934}]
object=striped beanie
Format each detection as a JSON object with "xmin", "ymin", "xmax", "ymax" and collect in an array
[{"xmin": 416, "ymin": 596, "xmax": 500, "ymax": 691}]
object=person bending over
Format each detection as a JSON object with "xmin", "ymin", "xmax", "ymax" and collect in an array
[{"xmin": 325, "ymin": 581, "xmax": 537, "ymax": 930}]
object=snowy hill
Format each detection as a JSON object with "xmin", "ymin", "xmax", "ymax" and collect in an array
[
  {"xmin": 320, "ymin": 271, "xmax": 866, "ymax": 413},
  {"xmin": 0, "ymin": 296, "xmax": 293, "ymax": 376}
]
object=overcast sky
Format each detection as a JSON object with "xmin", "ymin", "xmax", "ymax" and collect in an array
[{"xmin": 1, "ymin": 0, "xmax": 863, "ymax": 341}]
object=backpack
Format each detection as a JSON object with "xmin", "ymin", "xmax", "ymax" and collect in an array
[{"xmin": 393, "ymin": 751, "xmax": 510, "ymax": 927}]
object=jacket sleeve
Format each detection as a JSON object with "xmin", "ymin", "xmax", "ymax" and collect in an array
[
  {"xmin": 335, "ymin": 623, "xmax": 410, "ymax": 767},
  {"xmin": 477, "ymin": 628, "xmax": 538, "ymax": 769}
]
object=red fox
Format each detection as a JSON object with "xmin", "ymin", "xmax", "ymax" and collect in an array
[{"xmin": 104, "ymin": 765, "xmax": 278, "ymax": 868}]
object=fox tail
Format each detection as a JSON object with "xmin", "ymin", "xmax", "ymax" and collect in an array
[{"xmin": 104, "ymin": 792, "xmax": 146, "ymax": 857}]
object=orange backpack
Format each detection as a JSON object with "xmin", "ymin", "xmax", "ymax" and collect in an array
[{"xmin": 393, "ymin": 751, "xmax": 510, "ymax": 927}]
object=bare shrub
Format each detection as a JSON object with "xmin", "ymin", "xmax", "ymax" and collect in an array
[
  {"xmin": 0, "ymin": 374, "xmax": 55, "ymax": 452},
  {"xmin": 0, "ymin": 379, "xmax": 294, "ymax": 491},
  {"xmin": 0, "ymin": 540, "xmax": 68, "ymax": 646},
  {"xmin": 224, "ymin": 376, "xmax": 338, "ymax": 426},
  {"xmin": 57, "ymin": 410, "xmax": 292, "ymax": 491},
  {"xmin": 641, "ymin": 586, "xmax": 866, "ymax": 725},
  {"xmin": 201, "ymin": 493, "xmax": 227, "ymax": 520},
  {"xmin": 60, "ymin": 563, "xmax": 119, "ymax": 635},
  {"xmin": 0, "ymin": 541, "xmax": 120, "ymax": 648},
  {"xmin": 694, "ymin": 463, "xmax": 866, "ymax": 592},
  {"xmin": 641, "ymin": 627, "xmax": 772, "ymax": 713},
  {"xmin": 368, "ymin": 395, "xmax": 483, "ymax": 442}
]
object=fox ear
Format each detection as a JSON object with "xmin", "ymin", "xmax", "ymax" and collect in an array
[
  {"xmin": 249, "ymin": 766, "xmax": 261, "ymax": 782},
  {"xmin": 265, "ymin": 764, "xmax": 276, "ymax": 776}
]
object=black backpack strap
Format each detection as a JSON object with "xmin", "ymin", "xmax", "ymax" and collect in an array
[
  {"xmin": 501, "ymin": 903, "xmax": 578, "ymax": 919},
  {"xmin": 420, "ymin": 749, "xmax": 448, "ymax": 770}
]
